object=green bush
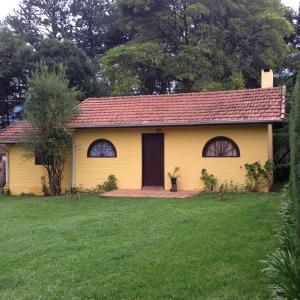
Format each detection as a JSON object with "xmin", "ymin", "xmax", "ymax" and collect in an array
[
  {"xmin": 3, "ymin": 184, "xmax": 10, "ymax": 195},
  {"xmin": 244, "ymin": 161, "xmax": 273, "ymax": 192},
  {"xmin": 200, "ymin": 169, "xmax": 217, "ymax": 192},
  {"xmin": 218, "ymin": 181, "xmax": 246, "ymax": 200},
  {"xmin": 262, "ymin": 187, "xmax": 300, "ymax": 299},
  {"xmin": 20, "ymin": 192, "xmax": 36, "ymax": 197},
  {"xmin": 97, "ymin": 175, "xmax": 118, "ymax": 193},
  {"xmin": 41, "ymin": 175, "xmax": 50, "ymax": 196}
]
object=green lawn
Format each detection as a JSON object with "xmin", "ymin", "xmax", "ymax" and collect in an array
[{"xmin": 0, "ymin": 193, "xmax": 280, "ymax": 299}]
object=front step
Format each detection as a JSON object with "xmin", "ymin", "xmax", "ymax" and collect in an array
[{"xmin": 142, "ymin": 186, "xmax": 164, "ymax": 191}]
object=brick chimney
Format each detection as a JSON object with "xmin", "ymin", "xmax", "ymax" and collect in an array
[{"xmin": 261, "ymin": 69, "xmax": 273, "ymax": 88}]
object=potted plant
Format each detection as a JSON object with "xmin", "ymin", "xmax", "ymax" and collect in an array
[{"xmin": 168, "ymin": 167, "xmax": 180, "ymax": 192}]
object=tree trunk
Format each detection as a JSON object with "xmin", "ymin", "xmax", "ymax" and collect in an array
[{"xmin": 45, "ymin": 163, "xmax": 63, "ymax": 196}]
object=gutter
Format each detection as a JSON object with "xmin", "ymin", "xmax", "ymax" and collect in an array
[
  {"xmin": 0, "ymin": 140, "xmax": 18, "ymax": 144},
  {"xmin": 69, "ymin": 119, "xmax": 284, "ymax": 129}
]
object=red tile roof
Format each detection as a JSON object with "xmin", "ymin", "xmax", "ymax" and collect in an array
[
  {"xmin": 70, "ymin": 87, "xmax": 285, "ymax": 128},
  {"xmin": 0, "ymin": 121, "xmax": 31, "ymax": 143},
  {"xmin": 0, "ymin": 87, "xmax": 285, "ymax": 143}
]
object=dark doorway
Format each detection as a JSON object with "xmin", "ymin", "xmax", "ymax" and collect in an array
[{"xmin": 142, "ymin": 133, "xmax": 164, "ymax": 187}]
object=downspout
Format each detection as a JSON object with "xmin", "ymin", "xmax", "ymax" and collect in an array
[
  {"xmin": 72, "ymin": 137, "xmax": 76, "ymax": 190},
  {"xmin": 5, "ymin": 150, "xmax": 9, "ymax": 186}
]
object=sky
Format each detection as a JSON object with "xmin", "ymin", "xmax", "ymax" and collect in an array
[{"xmin": 0, "ymin": 0, "xmax": 298, "ymax": 20}]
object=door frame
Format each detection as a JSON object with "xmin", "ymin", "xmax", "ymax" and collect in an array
[{"xmin": 141, "ymin": 133, "xmax": 165, "ymax": 188}]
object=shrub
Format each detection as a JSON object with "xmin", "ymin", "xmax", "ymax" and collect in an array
[
  {"xmin": 262, "ymin": 187, "xmax": 300, "ymax": 299},
  {"xmin": 200, "ymin": 169, "xmax": 217, "ymax": 192},
  {"xmin": 244, "ymin": 160, "xmax": 273, "ymax": 192},
  {"xmin": 97, "ymin": 175, "xmax": 118, "ymax": 193},
  {"xmin": 218, "ymin": 180, "xmax": 246, "ymax": 200},
  {"xmin": 20, "ymin": 192, "xmax": 36, "ymax": 197},
  {"xmin": 41, "ymin": 175, "xmax": 50, "ymax": 196},
  {"xmin": 3, "ymin": 184, "xmax": 10, "ymax": 195}
]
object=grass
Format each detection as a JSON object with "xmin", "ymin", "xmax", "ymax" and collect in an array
[{"xmin": 0, "ymin": 193, "xmax": 280, "ymax": 299}]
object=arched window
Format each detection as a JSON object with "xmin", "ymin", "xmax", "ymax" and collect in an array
[
  {"xmin": 202, "ymin": 136, "xmax": 240, "ymax": 157},
  {"xmin": 87, "ymin": 139, "xmax": 117, "ymax": 157}
]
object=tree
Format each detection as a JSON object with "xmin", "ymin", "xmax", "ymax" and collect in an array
[
  {"xmin": 290, "ymin": 71, "xmax": 300, "ymax": 254},
  {"xmin": 69, "ymin": 0, "xmax": 127, "ymax": 60},
  {"xmin": 23, "ymin": 64, "xmax": 80, "ymax": 195},
  {"xmin": 101, "ymin": 42, "xmax": 165, "ymax": 95},
  {"xmin": 7, "ymin": 0, "xmax": 127, "ymax": 63},
  {"xmin": 272, "ymin": 4, "xmax": 300, "ymax": 181},
  {"xmin": 0, "ymin": 25, "xmax": 35, "ymax": 128},
  {"xmin": 7, "ymin": 0, "xmax": 72, "ymax": 45},
  {"xmin": 35, "ymin": 38, "xmax": 108, "ymax": 98},
  {"xmin": 101, "ymin": 0, "xmax": 293, "ymax": 94}
]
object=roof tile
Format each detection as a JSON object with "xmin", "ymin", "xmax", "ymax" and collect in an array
[{"xmin": 69, "ymin": 87, "xmax": 285, "ymax": 128}]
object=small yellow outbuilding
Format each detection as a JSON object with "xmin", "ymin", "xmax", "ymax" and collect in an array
[{"xmin": 0, "ymin": 70, "xmax": 285, "ymax": 195}]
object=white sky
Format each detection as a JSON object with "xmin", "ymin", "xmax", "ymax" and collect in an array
[{"xmin": 0, "ymin": 0, "xmax": 299, "ymax": 20}]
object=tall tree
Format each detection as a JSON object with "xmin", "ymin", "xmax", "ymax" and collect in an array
[
  {"xmin": 23, "ymin": 64, "xmax": 80, "ymax": 195},
  {"xmin": 7, "ymin": 0, "xmax": 127, "ymax": 61},
  {"xmin": 290, "ymin": 71, "xmax": 300, "ymax": 254},
  {"xmin": 7, "ymin": 0, "xmax": 72, "ymax": 45},
  {"xmin": 69, "ymin": 0, "xmax": 127, "ymax": 60},
  {"xmin": 101, "ymin": 0, "xmax": 293, "ymax": 95},
  {"xmin": 272, "ymin": 4, "xmax": 300, "ymax": 182},
  {"xmin": 101, "ymin": 42, "xmax": 165, "ymax": 95},
  {"xmin": 0, "ymin": 25, "xmax": 35, "ymax": 128},
  {"xmin": 35, "ymin": 38, "xmax": 108, "ymax": 98}
]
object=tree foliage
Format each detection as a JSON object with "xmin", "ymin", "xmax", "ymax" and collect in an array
[
  {"xmin": 7, "ymin": 0, "xmax": 126, "ymax": 58},
  {"xmin": 35, "ymin": 38, "xmax": 107, "ymax": 98},
  {"xmin": 23, "ymin": 64, "xmax": 80, "ymax": 195},
  {"xmin": 7, "ymin": 0, "xmax": 72, "ymax": 44},
  {"xmin": 101, "ymin": 0, "xmax": 293, "ymax": 94},
  {"xmin": 0, "ymin": 25, "xmax": 35, "ymax": 128},
  {"xmin": 69, "ymin": 0, "xmax": 127, "ymax": 59},
  {"xmin": 101, "ymin": 42, "xmax": 165, "ymax": 95},
  {"xmin": 290, "ymin": 71, "xmax": 300, "ymax": 253},
  {"xmin": 3, "ymin": 0, "xmax": 296, "ymax": 97},
  {"xmin": 273, "ymin": 5, "xmax": 300, "ymax": 181}
]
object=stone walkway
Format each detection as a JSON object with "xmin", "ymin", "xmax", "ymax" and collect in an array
[{"xmin": 102, "ymin": 189, "xmax": 199, "ymax": 199}]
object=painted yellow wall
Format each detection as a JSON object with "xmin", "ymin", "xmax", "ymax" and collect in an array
[
  {"xmin": 7, "ymin": 145, "xmax": 72, "ymax": 195},
  {"xmin": 74, "ymin": 128, "xmax": 142, "ymax": 190},
  {"xmin": 6, "ymin": 124, "xmax": 270, "ymax": 195},
  {"xmin": 164, "ymin": 125, "xmax": 269, "ymax": 191},
  {"xmin": 74, "ymin": 124, "xmax": 270, "ymax": 192}
]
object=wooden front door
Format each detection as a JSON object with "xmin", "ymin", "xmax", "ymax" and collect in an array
[{"xmin": 142, "ymin": 133, "xmax": 164, "ymax": 187}]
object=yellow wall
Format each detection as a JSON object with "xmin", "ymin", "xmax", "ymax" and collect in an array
[
  {"xmin": 74, "ymin": 128, "xmax": 142, "ymax": 190},
  {"xmin": 164, "ymin": 125, "xmax": 269, "ymax": 191},
  {"xmin": 7, "ymin": 145, "xmax": 72, "ymax": 195},
  {"xmin": 6, "ymin": 124, "xmax": 270, "ymax": 195},
  {"xmin": 74, "ymin": 124, "xmax": 270, "ymax": 192}
]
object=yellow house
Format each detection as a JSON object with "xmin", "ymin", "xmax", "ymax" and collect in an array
[{"xmin": 0, "ymin": 70, "xmax": 285, "ymax": 195}]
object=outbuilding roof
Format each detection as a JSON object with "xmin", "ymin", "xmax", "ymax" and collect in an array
[
  {"xmin": 70, "ymin": 87, "xmax": 285, "ymax": 128},
  {"xmin": 0, "ymin": 87, "xmax": 285, "ymax": 143}
]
